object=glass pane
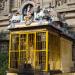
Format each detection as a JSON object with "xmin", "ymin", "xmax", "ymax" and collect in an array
[
  {"xmin": 20, "ymin": 51, "xmax": 26, "ymax": 64},
  {"xmin": 28, "ymin": 34, "xmax": 35, "ymax": 50},
  {"xmin": 36, "ymin": 32, "xmax": 46, "ymax": 50},
  {"xmin": 10, "ymin": 52, "xmax": 18, "ymax": 68},
  {"xmin": 20, "ymin": 34, "xmax": 26, "ymax": 50},
  {"xmin": 10, "ymin": 60, "xmax": 18, "ymax": 68},
  {"xmin": 10, "ymin": 52, "xmax": 18, "ymax": 60},
  {"xmin": 11, "ymin": 34, "xmax": 19, "ymax": 51},
  {"xmin": 36, "ymin": 51, "xmax": 46, "ymax": 70}
]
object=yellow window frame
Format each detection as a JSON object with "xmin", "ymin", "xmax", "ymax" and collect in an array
[{"xmin": 9, "ymin": 30, "xmax": 49, "ymax": 71}]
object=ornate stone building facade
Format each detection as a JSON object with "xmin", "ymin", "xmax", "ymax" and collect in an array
[
  {"xmin": 0, "ymin": 0, "xmax": 75, "ymax": 72},
  {"xmin": 50, "ymin": 0, "xmax": 75, "ymax": 33},
  {"xmin": 0, "ymin": 0, "xmax": 52, "ymax": 30},
  {"xmin": 0, "ymin": 0, "xmax": 75, "ymax": 56}
]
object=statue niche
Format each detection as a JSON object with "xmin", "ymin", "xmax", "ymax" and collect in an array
[{"xmin": 22, "ymin": 4, "xmax": 34, "ymax": 25}]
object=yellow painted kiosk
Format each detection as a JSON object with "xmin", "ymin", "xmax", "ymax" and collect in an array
[
  {"xmin": 8, "ymin": 3, "xmax": 74, "ymax": 75},
  {"xmin": 9, "ymin": 25, "xmax": 74, "ymax": 72}
]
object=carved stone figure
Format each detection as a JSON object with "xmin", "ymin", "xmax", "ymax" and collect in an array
[{"xmin": 9, "ymin": 1, "xmax": 66, "ymax": 28}]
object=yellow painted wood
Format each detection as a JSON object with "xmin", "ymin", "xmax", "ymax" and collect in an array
[
  {"xmin": 9, "ymin": 30, "xmax": 59, "ymax": 71},
  {"xmin": 18, "ymin": 34, "xmax": 20, "ymax": 64},
  {"xmin": 48, "ymin": 33, "xmax": 61, "ymax": 70},
  {"xmin": 46, "ymin": 31, "xmax": 48, "ymax": 71},
  {"xmin": 9, "ymin": 29, "xmax": 73, "ymax": 72},
  {"xmin": 9, "ymin": 33, "xmax": 11, "ymax": 68},
  {"xmin": 60, "ymin": 37, "xmax": 73, "ymax": 72},
  {"xmin": 34, "ymin": 32, "xmax": 36, "ymax": 68},
  {"xmin": 11, "ymin": 30, "xmax": 47, "ymax": 34}
]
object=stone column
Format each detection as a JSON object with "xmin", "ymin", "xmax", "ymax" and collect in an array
[
  {"xmin": 6, "ymin": 0, "xmax": 10, "ymax": 14},
  {"xmin": 15, "ymin": 0, "xmax": 18, "ymax": 8},
  {"xmin": 17, "ymin": 0, "xmax": 21, "ymax": 8},
  {"xmin": 19, "ymin": 0, "xmax": 22, "ymax": 7}
]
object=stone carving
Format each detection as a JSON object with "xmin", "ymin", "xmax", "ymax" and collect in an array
[
  {"xmin": 9, "ymin": 3, "xmax": 66, "ymax": 28},
  {"xmin": 0, "ymin": 0, "xmax": 6, "ymax": 10},
  {"xmin": 23, "ymin": 4, "xmax": 34, "ymax": 25}
]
